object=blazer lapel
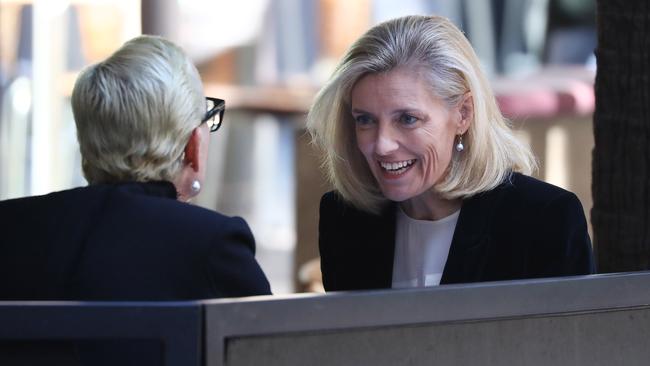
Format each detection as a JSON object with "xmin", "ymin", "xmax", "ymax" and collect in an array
[
  {"xmin": 366, "ymin": 202, "xmax": 397, "ymax": 289},
  {"xmin": 441, "ymin": 186, "xmax": 505, "ymax": 284}
]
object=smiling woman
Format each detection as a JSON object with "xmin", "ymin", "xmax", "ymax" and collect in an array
[
  {"xmin": 307, "ymin": 15, "xmax": 596, "ymax": 291},
  {"xmin": 351, "ymin": 67, "xmax": 469, "ymax": 219}
]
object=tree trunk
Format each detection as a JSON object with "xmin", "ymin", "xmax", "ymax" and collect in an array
[{"xmin": 593, "ymin": 0, "xmax": 650, "ymax": 272}]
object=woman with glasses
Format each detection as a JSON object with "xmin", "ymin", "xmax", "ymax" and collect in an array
[
  {"xmin": 307, "ymin": 15, "xmax": 595, "ymax": 292},
  {"xmin": 0, "ymin": 35, "xmax": 271, "ymax": 302}
]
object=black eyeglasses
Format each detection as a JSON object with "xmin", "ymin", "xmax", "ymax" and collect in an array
[{"xmin": 202, "ymin": 97, "xmax": 225, "ymax": 132}]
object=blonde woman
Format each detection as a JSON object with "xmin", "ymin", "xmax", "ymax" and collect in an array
[
  {"xmin": 0, "ymin": 35, "xmax": 271, "ymax": 300},
  {"xmin": 308, "ymin": 15, "xmax": 595, "ymax": 291}
]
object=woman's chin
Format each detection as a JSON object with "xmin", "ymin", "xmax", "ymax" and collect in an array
[{"xmin": 380, "ymin": 188, "xmax": 415, "ymax": 203}]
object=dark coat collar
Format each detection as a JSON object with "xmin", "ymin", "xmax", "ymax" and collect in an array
[
  {"xmin": 373, "ymin": 202, "xmax": 398, "ymax": 288},
  {"xmin": 94, "ymin": 181, "xmax": 178, "ymax": 200},
  {"xmin": 136, "ymin": 181, "xmax": 178, "ymax": 199}
]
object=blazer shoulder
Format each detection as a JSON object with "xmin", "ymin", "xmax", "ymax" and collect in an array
[
  {"xmin": 502, "ymin": 173, "xmax": 581, "ymax": 207},
  {"xmin": 472, "ymin": 173, "xmax": 588, "ymax": 233},
  {"xmin": 320, "ymin": 190, "xmax": 391, "ymax": 220},
  {"xmin": 0, "ymin": 186, "xmax": 93, "ymax": 222},
  {"xmin": 320, "ymin": 190, "xmax": 364, "ymax": 221},
  {"xmin": 159, "ymin": 201, "xmax": 259, "ymax": 255},
  {"xmin": 203, "ymin": 214, "xmax": 272, "ymax": 296},
  {"xmin": 115, "ymin": 184, "xmax": 236, "ymax": 227},
  {"xmin": 320, "ymin": 190, "xmax": 346, "ymax": 209},
  {"xmin": 129, "ymin": 195, "xmax": 272, "ymax": 296}
]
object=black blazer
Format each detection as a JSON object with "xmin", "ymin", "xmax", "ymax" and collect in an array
[
  {"xmin": 319, "ymin": 173, "xmax": 596, "ymax": 291},
  {"xmin": 0, "ymin": 181, "xmax": 271, "ymax": 300}
]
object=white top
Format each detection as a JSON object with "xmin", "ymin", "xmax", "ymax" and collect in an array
[{"xmin": 392, "ymin": 206, "xmax": 460, "ymax": 288}]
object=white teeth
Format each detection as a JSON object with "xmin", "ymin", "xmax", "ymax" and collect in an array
[{"xmin": 379, "ymin": 159, "xmax": 415, "ymax": 172}]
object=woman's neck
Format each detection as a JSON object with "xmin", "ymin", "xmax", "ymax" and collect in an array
[{"xmin": 399, "ymin": 190, "xmax": 461, "ymax": 221}]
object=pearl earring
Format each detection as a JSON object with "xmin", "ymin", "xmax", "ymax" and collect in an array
[
  {"xmin": 455, "ymin": 134, "xmax": 465, "ymax": 152},
  {"xmin": 191, "ymin": 180, "xmax": 201, "ymax": 194}
]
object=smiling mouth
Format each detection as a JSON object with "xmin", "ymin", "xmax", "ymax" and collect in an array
[{"xmin": 379, "ymin": 159, "xmax": 416, "ymax": 175}]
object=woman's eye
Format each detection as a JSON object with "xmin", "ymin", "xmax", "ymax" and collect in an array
[
  {"xmin": 354, "ymin": 115, "xmax": 374, "ymax": 126},
  {"xmin": 399, "ymin": 114, "xmax": 418, "ymax": 125}
]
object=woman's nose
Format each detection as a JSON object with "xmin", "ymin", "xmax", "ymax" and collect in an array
[{"xmin": 375, "ymin": 125, "xmax": 399, "ymax": 156}]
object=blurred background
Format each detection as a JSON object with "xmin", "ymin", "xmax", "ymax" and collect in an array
[{"xmin": 0, "ymin": 0, "xmax": 596, "ymax": 294}]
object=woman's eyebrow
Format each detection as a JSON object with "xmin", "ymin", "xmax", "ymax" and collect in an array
[{"xmin": 392, "ymin": 108, "xmax": 423, "ymax": 114}]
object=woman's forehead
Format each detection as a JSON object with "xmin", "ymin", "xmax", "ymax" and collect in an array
[{"xmin": 350, "ymin": 69, "xmax": 443, "ymax": 108}]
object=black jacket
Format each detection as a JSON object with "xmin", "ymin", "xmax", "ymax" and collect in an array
[
  {"xmin": 0, "ymin": 181, "xmax": 271, "ymax": 300},
  {"xmin": 319, "ymin": 173, "xmax": 595, "ymax": 291},
  {"xmin": 0, "ymin": 181, "xmax": 271, "ymax": 365}
]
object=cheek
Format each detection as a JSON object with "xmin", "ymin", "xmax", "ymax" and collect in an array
[
  {"xmin": 204, "ymin": 133, "xmax": 211, "ymax": 152},
  {"xmin": 416, "ymin": 128, "xmax": 441, "ymax": 159},
  {"xmin": 416, "ymin": 128, "xmax": 454, "ymax": 175},
  {"xmin": 355, "ymin": 130, "xmax": 374, "ymax": 158}
]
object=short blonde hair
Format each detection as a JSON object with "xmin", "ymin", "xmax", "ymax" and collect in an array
[
  {"xmin": 307, "ymin": 15, "xmax": 536, "ymax": 213},
  {"xmin": 71, "ymin": 35, "xmax": 204, "ymax": 184}
]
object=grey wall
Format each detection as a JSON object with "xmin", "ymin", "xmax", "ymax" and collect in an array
[
  {"xmin": 227, "ymin": 306, "xmax": 650, "ymax": 366},
  {"xmin": 205, "ymin": 272, "xmax": 650, "ymax": 366}
]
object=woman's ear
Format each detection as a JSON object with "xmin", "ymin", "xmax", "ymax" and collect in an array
[
  {"xmin": 174, "ymin": 127, "xmax": 205, "ymax": 202},
  {"xmin": 183, "ymin": 128, "xmax": 202, "ymax": 173},
  {"xmin": 457, "ymin": 92, "xmax": 473, "ymax": 134}
]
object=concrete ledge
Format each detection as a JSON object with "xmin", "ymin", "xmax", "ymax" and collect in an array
[{"xmin": 204, "ymin": 272, "xmax": 650, "ymax": 366}]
